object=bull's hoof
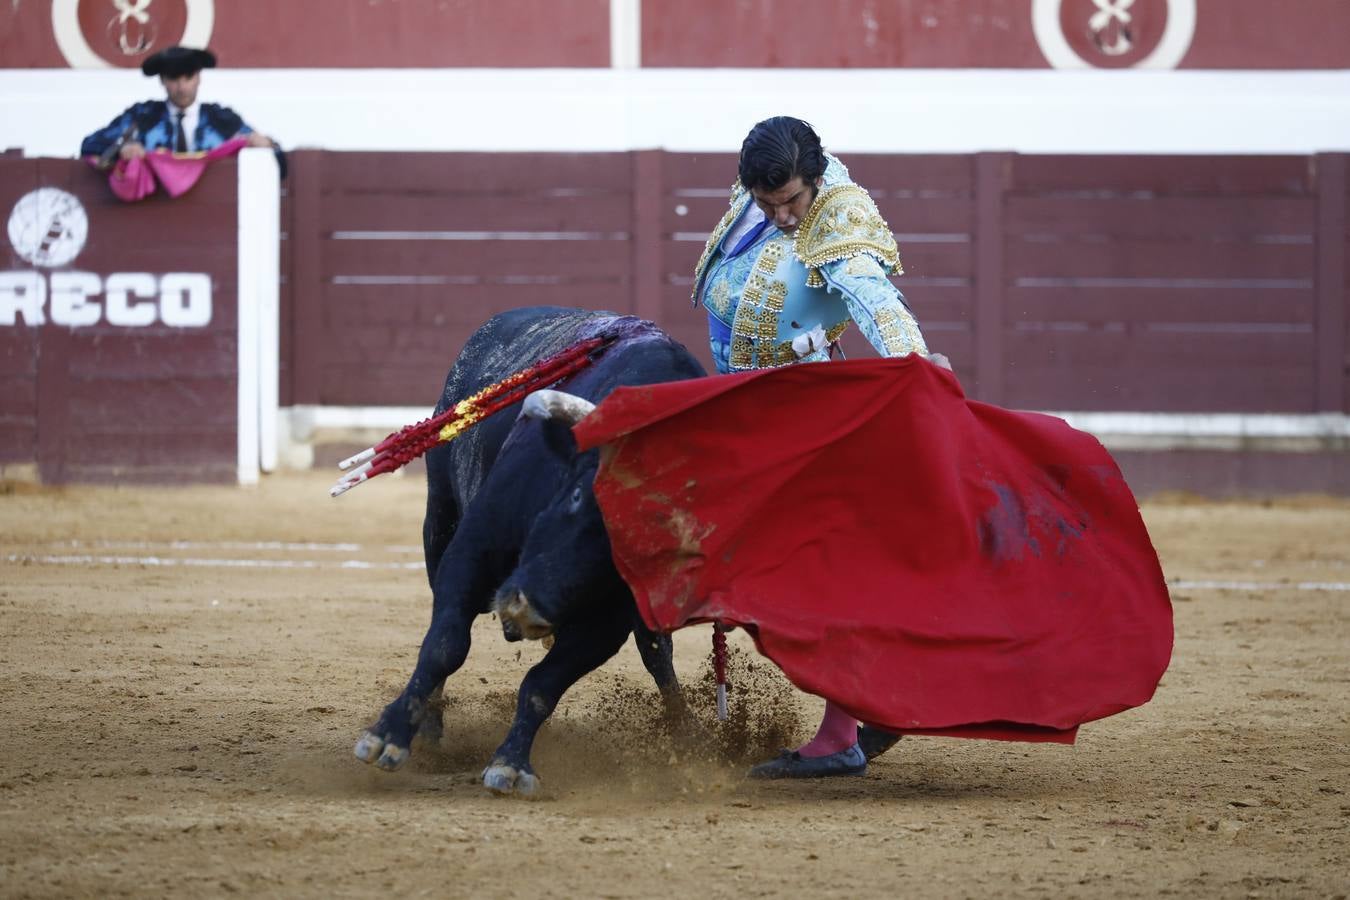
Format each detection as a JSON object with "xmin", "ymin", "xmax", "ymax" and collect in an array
[
  {"xmin": 482, "ymin": 763, "xmax": 540, "ymax": 797},
  {"xmin": 376, "ymin": 743, "xmax": 409, "ymax": 771},
  {"xmin": 354, "ymin": 731, "xmax": 410, "ymax": 771},
  {"xmin": 354, "ymin": 731, "xmax": 385, "ymax": 764}
]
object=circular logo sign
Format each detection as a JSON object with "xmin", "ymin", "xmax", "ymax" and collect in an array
[
  {"xmin": 7, "ymin": 189, "xmax": 90, "ymax": 269},
  {"xmin": 1032, "ymin": 0, "xmax": 1196, "ymax": 69},
  {"xmin": 52, "ymin": 0, "xmax": 215, "ymax": 69}
]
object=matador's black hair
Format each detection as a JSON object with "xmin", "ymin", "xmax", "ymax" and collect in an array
[{"xmin": 738, "ymin": 116, "xmax": 827, "ymax": 192}]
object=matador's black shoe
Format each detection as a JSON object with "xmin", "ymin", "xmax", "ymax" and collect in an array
[
  {"xmin": 747, "ymin": 742, "xmax": 867, "ymax": 779},
  {"xmin": 858, "ymin": 725, "xmax": 903, "ymax": 761}
]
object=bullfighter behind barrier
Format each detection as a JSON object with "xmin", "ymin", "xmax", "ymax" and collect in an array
[{"xmin": 80, "ymin": 45, "xmax": 284, "ymax": 176}]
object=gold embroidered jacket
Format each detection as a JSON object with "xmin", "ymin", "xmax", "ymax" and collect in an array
[{"xmin": 693, "ymin": 154, "xmax": 928, "ymax": 373}]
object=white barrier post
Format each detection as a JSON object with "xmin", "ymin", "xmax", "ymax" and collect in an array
[{"xmin": 237, "ymin": 147, "xmax": 281, "ymax": 483}]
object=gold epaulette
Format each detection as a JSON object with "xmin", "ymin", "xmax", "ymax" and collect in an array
[{"xmin": 793, "ymin": 184, "xmax": 903, "ymax": 288}]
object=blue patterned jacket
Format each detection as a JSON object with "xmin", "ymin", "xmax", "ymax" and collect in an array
[{"xmin": 80, "ymin": 100, "xmax": 286, "ymax": 176}]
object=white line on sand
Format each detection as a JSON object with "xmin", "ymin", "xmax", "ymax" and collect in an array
[
  {"xmin": 4, "ymin": 554, "xmax": 1349, "ymax": 590},
  {"xmin": 4, "ymin": 554, "xmax": 423, "ymax": 571},
  {"xmin": 39, "ymin": 540, "xmax": 422, "ymax": 554},
  {"xmin": 1168, "ymin": 579, "xmax": 1350, "ymax": 593}
]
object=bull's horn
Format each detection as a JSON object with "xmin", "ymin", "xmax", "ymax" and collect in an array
[{"xmin": 522, "ymin": 389, "xmax": 596, "ymax": 425}]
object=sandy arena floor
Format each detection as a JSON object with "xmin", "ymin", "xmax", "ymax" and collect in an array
[{"xmin": 1, "ymin": 471, "xmax": 1347, "ymax": 899}]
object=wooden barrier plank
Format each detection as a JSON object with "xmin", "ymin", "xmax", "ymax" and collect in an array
[
  {"xmin": 65, "ymin": 331, "xmax": 238, "ymax": 378},
  {"xmin": 1345, "ymin": 161, "xmax": 1350, "ymax": 411},
  {"xmin": 631, "ymin": 150, "xmax": 662, "ymax": 323},
  {"xmin": 1114, "ymin": 451, "xmax": 1350, "ymax": 499},
  {"xmin": 278, "ymin": 184, "xmax": 294, "ymax": 406},
  {"xmin": 320, "ymin": 238, "xmax": 632, "ymax": 279},
  {"xmin": 1006, "ymin": 196, "xmax": 1317, "ymax": 238},
  {"xmin": 1006, "ymin": 238, "xmax": 1315, "ymax": 281},
  {"xmin": 1004, "ymin": 286, "xmax": 1316, "ymax": 324},
  {"xmin": 660, "ymin": 239, "xmax": 706, "ymax": 279},
  {"xmin": 324, "ymin": 282, "xmax": 634, "ymax": 318},
  {"xmin": 61, "ymin": 464, "xmax": 236, "ymax": 484},
  {"xmin": 320, "ymin": 192, "xmax": 633, "ymax": 234},
  {"xmin": 843, "ymin": 154, "xmax": 978, "ymax": 193},
  {"xmin": 1315, "ymin": 153, "xmax": 1347, "ymax": 411},
  {"xmin": 68, "ymin": 370, "xmax": 238, "ymax": 421},
  {"xmin": 1004, "ymin": 363, "xmax": 1314, "ymax": 413},
  {"xmin": 1010, "ymin": 156, "xmax": 1313, "ymax": 195},
  {"xmin": 318, "ymin": 363, "xmax": 462, "ymax": 406},
  {"xmin": 60, "ymin": 430, "xmax": 241, "ymax": 466},
  {"xmin": 893, "ymin": 242, "xmax": 974, "ymax": 278},
  {"xmin": 319, "ymin": 152, "xmax": 635, "ymax": 194},
  {"xmin": 897, "ymin": 281, "xmax": 974, "ymax": 316},
  {"xmin": 35, "ymin": 321, "xmax": 71, "ymax": 482},
  {"xmin": 289, "ymin": 150, "xmax": 324, "ymax": 405},
  {"xmin": 0, "ymin": 421, "xmax": 37, "ymax": 464},
  {"xmin": 973, "ymin": 152, "xmax": 1010, "ymax": 404},
  {"xmin": 660, "ymin": 197, "xmax": 727, "ymax": 234},
  {"xmin": 1006, "ymin": 328, "xmax": 1313, "ymax": 367},
  {"xmin": 883, "ymin": 199, "xmax": 976, "ymax": 235},
  {"xmin": 659, "ymin": 153, "xmax": 737, "ymax": 186},
  {"xmin": 0, "ymin": 332, "xmax": 39, "ymax": 376}
]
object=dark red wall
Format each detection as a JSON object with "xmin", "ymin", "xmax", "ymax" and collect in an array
[
  {"xmin": 4, "ymin": 0, "xmax": 1347, "ymax": 69},
  {"xmin": 643, "ymin": 0, "xmax": 1350, "ymax": 69}
]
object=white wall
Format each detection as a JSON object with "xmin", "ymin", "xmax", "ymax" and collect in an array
[{"xmin": 4, "ymin": 69, "xmax": 1350, "ymax": 157}]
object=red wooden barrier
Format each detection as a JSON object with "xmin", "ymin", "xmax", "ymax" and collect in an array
[
  {"xmin": 0, "ymin": 158, "xmax": 239, "ymax": 482},
  {"xmin": 282, "ymin": 150, "xmax": 1348, "ymax": 420},
  {"xmin": 3, "ymin": 149, "xmax": 1345, "ymax": 490}
]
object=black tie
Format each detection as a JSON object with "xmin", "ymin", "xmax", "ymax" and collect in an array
[{"xmin": 174, "ymin": 111, "xmax": 188, "ymax": 152}]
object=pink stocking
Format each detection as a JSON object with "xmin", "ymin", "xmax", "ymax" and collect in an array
[{"xmin": 796, "ymin": 701, "xmax": 858, "ymax": 758}]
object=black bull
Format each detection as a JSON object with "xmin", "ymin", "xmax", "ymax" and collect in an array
[{"xmin": 354, "ymin": 307, "xmax": 707, "ymax": 794}]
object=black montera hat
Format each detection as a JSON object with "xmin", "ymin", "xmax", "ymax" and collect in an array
[{"xmin": 141, "ymin": 46, "xmax": 217, "ymax": 78}]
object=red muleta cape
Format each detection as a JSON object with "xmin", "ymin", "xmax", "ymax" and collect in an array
[{"xmin": 572, "ymin": 356, "xmax": 1173, "ymax": 744}]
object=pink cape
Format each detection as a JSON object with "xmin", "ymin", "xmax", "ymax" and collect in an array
[
  {"xmin": 87, "ymin": 137, "xmax": 248, "ymax": 202},
  {"xmin": 572, "ymin": 357, "xmax": 1174, "ymax": 743}
]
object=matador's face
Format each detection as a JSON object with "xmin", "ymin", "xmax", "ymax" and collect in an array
[
  {"xmin": 161, "ymin": 71, "xmax": 201, "ymax": 109},
  {"xmin": 750, "ymin": 175, "xmax": 822, "ymax": 232}
]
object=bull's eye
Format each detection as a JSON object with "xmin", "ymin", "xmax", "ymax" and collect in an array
[{"xmin": 570, "ymin": 485, "xmax": 584, "ymax": 511}]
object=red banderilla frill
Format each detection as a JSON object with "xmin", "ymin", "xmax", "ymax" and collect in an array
[{"xmin": 330, "ymin": 333, "xmax": 617, "ymax": 498}]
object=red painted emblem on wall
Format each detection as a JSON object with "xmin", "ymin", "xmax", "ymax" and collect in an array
[
  {"xmin": 53, "ymin": 0, "xmax": 214, "ymax": 69},
  {"xmin": 78, "ymin": 0, "xmax": 189, "ymax": 66},
  {"xmin": 1062, "ymin": 0, "xmax": 1169, "ymax": 68},
  {"xmin": 1033, "ymin": 0, "xmax": 1195, "ymax": 69}
]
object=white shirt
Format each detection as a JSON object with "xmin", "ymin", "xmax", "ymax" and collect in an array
[{"xmin": 722, "ymin": 203, "xmax": 767, "ymax": 252}]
